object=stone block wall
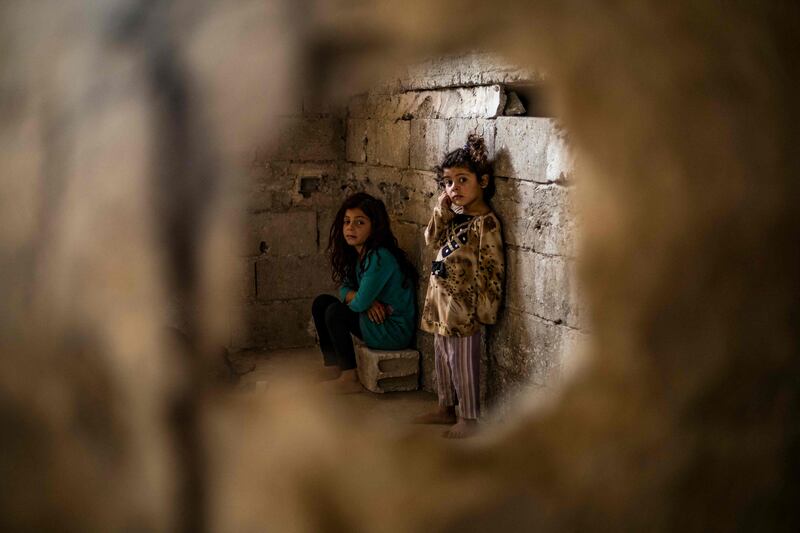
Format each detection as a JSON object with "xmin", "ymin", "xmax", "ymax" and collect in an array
[
  {"xmin": 232, "ymin": 99, "xmax": 343, "ymax": 349},
  {"xmin": 237, "ymin": 52, "xmax": 587, "ymax": 407},
  {"xmin": 338, "ymin": 53, "xmax": 588, "ymax": 406}
]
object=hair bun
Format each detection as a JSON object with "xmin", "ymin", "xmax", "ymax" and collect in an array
[{"xmin": 465, "ymin": 134, "xmax": 488, "ymax": 167}]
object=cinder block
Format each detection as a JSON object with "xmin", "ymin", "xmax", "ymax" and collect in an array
[
  {"xmin": 354, "ymin": 340, "xmax": 420, "ymax": 393},
  {"xmin": 494, "ymin": 117, "xmax": 573, "ymax": 183}
]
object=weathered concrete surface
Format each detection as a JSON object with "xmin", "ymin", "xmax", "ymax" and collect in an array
[
  {"xmin": 494, "ymin": 117, "xmax": 573, "ymax": 183},
  {"xmin": 355, "ymin": 342, "xmax": 420, "ymax": 393}
]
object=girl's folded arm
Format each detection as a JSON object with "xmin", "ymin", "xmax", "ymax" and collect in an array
[
  {"xmin": 347, "ymin": 254, "xmax": 395, "ymax": 312},
  {"xmin": 339, "ymin": 282, "xmax": 355, "ymax": 302}
]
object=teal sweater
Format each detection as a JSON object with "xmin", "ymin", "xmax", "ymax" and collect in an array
[{"xmin": 338, "ymin": 247, "xmax": 415, "ymax": 350}]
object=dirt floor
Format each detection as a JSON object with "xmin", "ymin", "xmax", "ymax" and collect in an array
[{"xmin": 230, "ymin": 347, "xmax": 457, "ymax": 440}]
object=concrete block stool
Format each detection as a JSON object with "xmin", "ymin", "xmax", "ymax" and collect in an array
[{"xmin": 353, "ymin": 338, "xmax": 420, "ymax": 393}]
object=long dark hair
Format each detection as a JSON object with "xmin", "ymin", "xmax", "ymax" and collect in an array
[
  {"xmin": 434, "ymin": 133, "xmax": 496, "ymax": 200},
  {"xmin": 327, "ymin": 192, "xmax": 418, "ymax": 289}
]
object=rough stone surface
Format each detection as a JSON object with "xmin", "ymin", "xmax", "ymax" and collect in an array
[
  {"xmin": 505, "ymin": 247, "xmax": 583, "ymax": 328},
  {"xmin": 345, "ymin": 119, "xmax": 368, "ymax": 163},
  {"xmin": 366, "ymin": 120, "xmax": 410, "ymax": 167},
  {"xmin": 410, "ymin": 119, "xmax": 448, "ymax": 171},
  {"xmin": 393, "ymin": 221, "xmax": 423, "ymax": 266},
  {"xmin": 394, "ymin": 52, "xmax": 542, "ymax": 91},
  {"xmin": 341, "ymin": 166, "xmax": 437, "ymax": 227},
  {"xmin": 492, "ymin": 179, "xmax": 578, "ymax": 257},
  {"xmin": 354, "ymin": 341, "xmax": 420, "ymax": 393},
  {"xmin": 255, "ymin": 254, "xmax": 335, "ymax": 301},
  {"xmin": 489, "ymin": 308, "xmax": 577, "ymax": 396},
  {"xmin": 246, "ymin": 161, "xmax": 293, "ymax": 212},
  {"xmin": 504, "ymin": 91, "xmax": 527, "ymax": 116},
  {"xmin": 245, "ymin": 210, "xmax": 317, "ymax": 257},
  {"xmin": 495, "ymin": 117, "xmax": 573, "ymax": 182},
  {"xmin": 349, "ymin": 86, "xmax": 506, "ymax": 120},
  {"xmin": 397, "ymin": 170, "xmax": 439, "ymax": 226},
  {"xmin": 446, "ymin": 118, "xmax": 496, "ymax": 158},
  {"xmin": 317, "ymin": 207, "xmax": 338, "ymax": 252}
]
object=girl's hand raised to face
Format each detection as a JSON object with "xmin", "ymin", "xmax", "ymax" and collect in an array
[
  {"xmin": 438, "ymin": 191, "xmax": 452, "ymax": 211},
  {"xmin": 367, "ymin": 301, "xmax": 387, "ymax": 324}
]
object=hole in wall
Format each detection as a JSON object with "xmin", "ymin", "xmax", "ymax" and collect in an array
[
  {"xmin": 299, "ymin": 176, "xmax": 321, "ymax": 198},
  {"xmin": 503, "ymin": 82, "xmax": 553, "ymax": 117}
]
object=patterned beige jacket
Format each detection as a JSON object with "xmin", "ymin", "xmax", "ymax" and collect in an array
[{"xmin": 420, "ymin": 205, "xmax": 505, "ymax": 337}]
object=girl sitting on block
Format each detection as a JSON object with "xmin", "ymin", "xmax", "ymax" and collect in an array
[{"xmin": 311, "ymin": 192, "xmax": 417, "ymax": 393}]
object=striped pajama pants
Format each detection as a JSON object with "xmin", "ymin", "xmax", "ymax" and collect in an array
[{"xmin": 434, "ymin": 332, "xmax": 481, "ymax": 420}]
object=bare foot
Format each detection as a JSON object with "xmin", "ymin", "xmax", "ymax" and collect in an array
[
  {"xmin": 443, "ymin": 418, "xmax": 478, "ymax": 439},
  {"xmin": 412, "ymin": 406, "xmax": 457, "ymax": 425},
  {"xmin": 314, "ymin": 365, "xmax": 341, "ymax": 382},
  {"xmin": 321, "ymin": 369, "xmax": 363, "ymax": 394}
]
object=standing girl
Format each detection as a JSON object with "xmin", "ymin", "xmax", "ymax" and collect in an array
[
  {"xmin": 312, "ymin": 192, "xmax": 417, "ymax": 393},
  {"xmin": 415, "ymin": 134, "xmax": 505, "ymax": 437}
]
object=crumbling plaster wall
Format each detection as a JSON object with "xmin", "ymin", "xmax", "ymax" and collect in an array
[{"xmin": 241, "ymin": 52, "xmax": 588, "ymax": 405}]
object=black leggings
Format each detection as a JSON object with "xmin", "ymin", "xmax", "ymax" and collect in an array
[{"xmin": 311, "ymin": 294, "xmax": 363, "ymax": 370}]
